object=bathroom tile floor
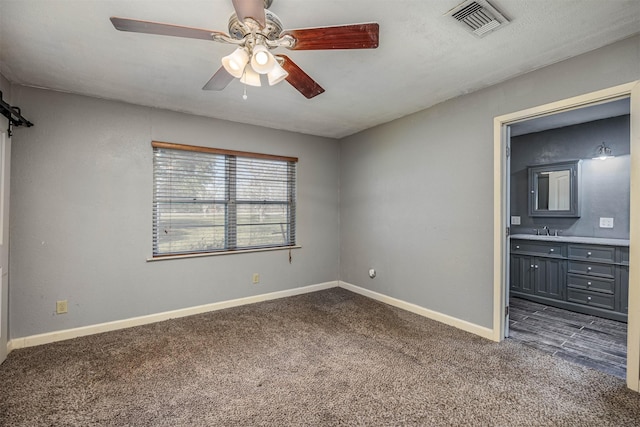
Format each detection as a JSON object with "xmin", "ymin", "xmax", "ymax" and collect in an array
[{"xmin": 508, "ymin": 297, "xmax": 627, "ymax": 379}]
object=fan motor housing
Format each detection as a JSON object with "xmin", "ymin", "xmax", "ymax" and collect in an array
[{"xmin": 228, "ymin": 9, "xmax": 283, "ymax": 41}]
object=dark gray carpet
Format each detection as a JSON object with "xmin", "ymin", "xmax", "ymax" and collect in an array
[{"xmin": 1, "ymin": 288, "xmax": 639, "ymax": 426}]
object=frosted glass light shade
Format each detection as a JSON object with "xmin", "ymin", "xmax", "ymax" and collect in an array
[
  {"xmin": 240, "ymin": 65, "xmax": 262, "ymax": 87},
  {"xmin": 250, "ymin": 45, "xmax": 276, "ymax": 74},
  {"xmin": 221, "ymin": 48, "xmax": 249, "ymax": 78},
  {"xmin": 267, "ymin": 61, "xmax": 288, "ymax": 86},
  {"xmin": 592, "ymin": 143, "xmax": 614, "ymax": 160}
]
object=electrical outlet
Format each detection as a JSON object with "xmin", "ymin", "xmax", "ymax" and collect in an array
[
  {"xmin": 56, "ymin": 300, "xmax": 68, "ymax": 314},
  {"xmin": 511, "ymin": 216, "xmax": 521, "ymax": 225},
  {"xmin": 599, "ymin": 217, "xmax": 614, "ymax": 228},
  {"xmin": 252, "ymin": 273, "xmax": 260, "ymax": 284}
]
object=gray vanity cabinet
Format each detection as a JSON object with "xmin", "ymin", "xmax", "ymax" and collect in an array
[
  {"xmin": 510, "ymin": 238, "xmax": 628, "ymax": 322},
  {"xmin": 620, "ymin": 266, "xmax": 629, "ymax": 313},
  {"xmin": 619, "ymin": 247, "xmax": 629, "ymax": 314},
  {"xmin": 510, "ymin": 254, "xmax": 534, "ymax": 294},
  {"xmin": 534, "ymin": 257, "xmax": 564, "ymax": 300},
  {"xmin": 510, "ymin": 241, "xmax": 564, "ymax": 301},
  {"xmin": 566, "ymin": 244, "xmax": 616, "ymax": 311}
]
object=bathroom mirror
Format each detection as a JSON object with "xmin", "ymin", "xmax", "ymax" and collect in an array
[{"xmin": 528, "ymin": 160, "xmax": 581, "ymax": 217}]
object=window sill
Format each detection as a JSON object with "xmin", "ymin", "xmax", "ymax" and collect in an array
[{"xmin": 146, "ymin": 245, "xmax": 302, "ymax": 262}]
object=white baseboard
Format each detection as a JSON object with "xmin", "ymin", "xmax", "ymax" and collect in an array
[
  {"xmin": 7, "ymin": 279, "xmax": 496, "ymax": 352},
  {"xmin": 338, "ymin": 281, "xmax": 496, "ymax": 341},
  {"xmin": 8, "ymin": 281, "xmax": 339, "ymax": 351}
]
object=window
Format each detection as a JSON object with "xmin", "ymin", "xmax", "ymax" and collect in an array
[{"xmin": 152, "ymin": 141, "xmax": 297, "ymax": 257}]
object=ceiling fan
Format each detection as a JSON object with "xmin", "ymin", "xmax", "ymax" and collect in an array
[{"xmin": 110, "ymin": 0, "xmax": 379, "ymax": 99}]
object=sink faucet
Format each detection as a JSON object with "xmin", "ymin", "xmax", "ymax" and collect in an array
[{"xmin": 542, "ymin": 225, "xmax": 550, "ymax": 236}]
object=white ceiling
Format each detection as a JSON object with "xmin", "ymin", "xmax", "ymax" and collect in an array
[{"xmin": 1, "ymin": 0, "xmax": 639, "ymax": 139}]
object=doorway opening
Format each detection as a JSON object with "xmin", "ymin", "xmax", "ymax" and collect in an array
[
  {"xmin": 492, "ymin": 81, "xmax": 640, "ymax": 391},
  {"xmin": 507, "ymin": 98, "xmax": 630, "ymax": 379}
]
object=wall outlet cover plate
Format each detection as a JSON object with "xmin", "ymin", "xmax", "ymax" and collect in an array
[
  {"xmin": 599, "ymin": 217, "xmax": 614, "ymax": 228},
  {"xmin": 56, "ymin": 300, "xmax": 68, "ymax": 314}
]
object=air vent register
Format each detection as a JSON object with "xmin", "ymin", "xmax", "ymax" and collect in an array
[{"xmin": 447, "ymin": 0, "xmax": 510, "ymax": 38}]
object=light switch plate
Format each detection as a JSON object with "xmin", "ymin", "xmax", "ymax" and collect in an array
[
  {"xmin": 511, "ymin": 216, "xmax": 521, "ymax": 225},
  {"xmin": 599, "ymin": 217, "xmax": 614, "ymax": 228}
]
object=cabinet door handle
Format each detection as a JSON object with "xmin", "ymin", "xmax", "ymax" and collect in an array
[
  {"xmin": 587, "ymin": 296, "xmax": 592, "ymax": 301},
  {"xmin": 550, "ymin": 249, "xmax": 554, "ymax": 252},
  {"xmin": 534, "ymin": 265, "xmax": 539, "ymax": 269},
  {"xmin": 587, "ymin": 281, "xmax": 592, "ymax": 286},
  {"xmin": 516, "ymin": 245, "xmax": 520, "ymax": 249},
  {"xmin": 587, "ymin": 267, "xmax": 592, "ymax": 271},
  {"xmin": 587, "ymin": 252, "xmax": 592, "ymax": 256}
]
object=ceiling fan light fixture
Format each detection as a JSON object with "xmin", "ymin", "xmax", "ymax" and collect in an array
[
  {"xmin": 250, "ymin": 44, "xmax": 276, "ymax": 74},
  {"xmin": 255, "ymin": 51, "xmax": 269, "ymax": 65},
  {"xmin": 221, "ymin": 48, "xmax": 249, "ymax": 78},
  {"xmin": 240, "ymin": 65, "xmax": 262, "ymax": 87},
  {"xmin": 110, "ymin": 1, "xmax": 379, "ymax": 99},
  {"xmin": 267, "ymin": 61, "xmax": 288, "ymax": 86}
]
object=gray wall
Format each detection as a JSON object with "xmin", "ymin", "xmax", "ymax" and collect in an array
[
  {"xmin": 339, "ymin": 35, "xmax": 640, "ymax": 329},
  {"xmin": 510, "ymin": 115, "xmax": 631, "ymax": 239},
  {"xmin": 7, "ymin": 34, "xmax": 640, "ymax": 338},
  {"xmin": 9, "ymin": 86, "xmax": 341, "ymax": 338}
]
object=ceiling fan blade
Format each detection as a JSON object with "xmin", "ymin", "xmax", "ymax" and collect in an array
[
  {"xmin": 203, "ymin": 67, "xmax": 235, "ymax": 91},
  {"xmin": 278, "ymin": 55, "xmax": 325, "ymax": 99},
  {"xmin": 281, "ymin": 23, "xmax": 379, "ymax": 50},
  {"xmin": 231, "ymin": 0, "xmax": 266, "ymax": 28},
  {"xmin": 110, "ymin": 17, "xmax": 228, "ymax": 41}
]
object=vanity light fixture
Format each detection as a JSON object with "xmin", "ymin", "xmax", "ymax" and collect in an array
[{"xmin": 592, "ymin": 143, "xmax": 614, "ymax": 160}]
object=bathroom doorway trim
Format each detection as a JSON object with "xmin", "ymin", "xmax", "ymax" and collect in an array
[{"xmin": 493, "ymin": 81, "xmax": 640, "ymax": 391}]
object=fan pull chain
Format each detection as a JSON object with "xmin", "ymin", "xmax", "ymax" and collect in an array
[{"xmin": 242, "ymin": 85, "xmax": 248, "ymax": 100}]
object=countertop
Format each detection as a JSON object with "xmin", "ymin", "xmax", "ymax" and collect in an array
[{"xmin": 510, "ymin": 234, "xmax": 630, "ymax": 247}]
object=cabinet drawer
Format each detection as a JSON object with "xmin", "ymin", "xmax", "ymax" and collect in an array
[
  {"xmin": 567, "ymin": 289, "xmax": 615, "ymax": 310},
  {"xmin": 567, "ymin": 261, "xmax": 615, "ymax": 278},
  {"xmin": 568, "ymin": 245, "xmax": 615, "ymax": 263},
  {"xmin": 567, "ymin": 274, "xmax": 614, "ymax": 294},
  {"xmin": 511, "ymin": 241, "xmax": 563, "ymax": 256}
]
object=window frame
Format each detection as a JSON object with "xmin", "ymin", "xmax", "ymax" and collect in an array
[{"xmin": 151, "ymin": 141, "xmax": 298, "ymax": 259}]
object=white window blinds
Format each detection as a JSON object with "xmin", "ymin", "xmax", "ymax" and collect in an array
[{"xmin": 152, "ymin": 141, "xmax": 297, "ymax": 257}]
